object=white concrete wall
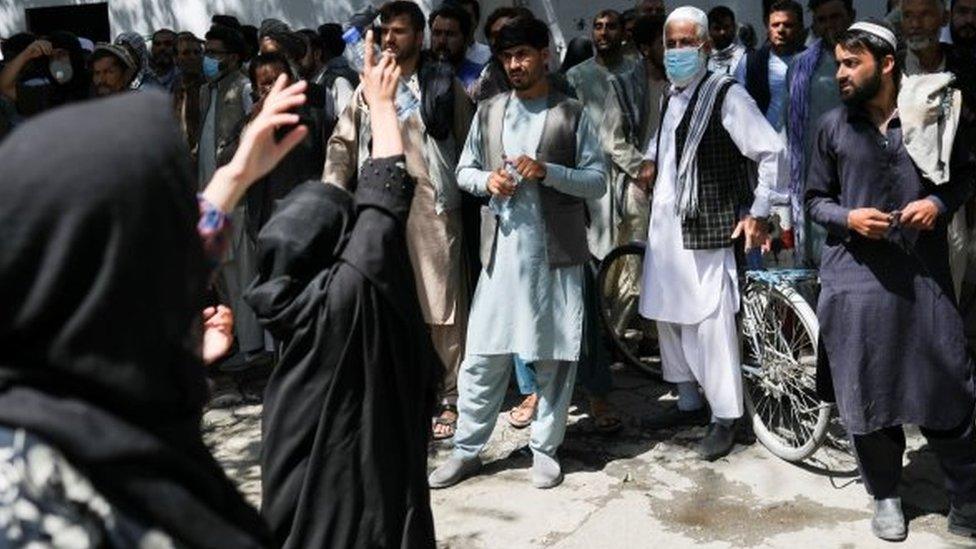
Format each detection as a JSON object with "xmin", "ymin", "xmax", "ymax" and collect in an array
[{"xmin": 1, "ymin": 0, "xmax": 887, "ymax": 47}]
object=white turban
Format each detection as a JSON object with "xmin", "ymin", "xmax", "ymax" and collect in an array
[{"xmin": 665, "ymin": 6, "xmax": 708, "ymax": 35}]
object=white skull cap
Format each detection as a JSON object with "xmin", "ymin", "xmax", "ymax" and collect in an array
[
  {"xmin": 848, "ymin": 21, "xmax": 898, "ymax": 51},
  {"xmin": 665, "ymin": 6, "xmax": 708, "ymax": 33}
]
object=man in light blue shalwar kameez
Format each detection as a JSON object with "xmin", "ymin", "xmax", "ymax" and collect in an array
[{"xmin": 429, "ymin": 16, "xmax": 606, "ymax": 490}]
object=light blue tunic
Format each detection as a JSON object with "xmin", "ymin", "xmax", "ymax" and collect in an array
[{"xmin": 456, "ymin": 93, "xmax": 606, "ymax": 362}]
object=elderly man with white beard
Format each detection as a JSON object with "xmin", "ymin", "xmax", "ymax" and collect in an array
[{"xmin": 639, "ymin": 6, "xmax": 786, "ymax": 461}]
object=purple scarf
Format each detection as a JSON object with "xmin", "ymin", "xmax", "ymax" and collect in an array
[{"xmin": 787, "ymin": 40, "xmax": 826, "ymax": 264}]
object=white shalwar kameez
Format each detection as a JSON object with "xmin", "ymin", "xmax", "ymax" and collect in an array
[{"xmin": 640, "ymin": 72, "xmax": 785, "ymax": 419}]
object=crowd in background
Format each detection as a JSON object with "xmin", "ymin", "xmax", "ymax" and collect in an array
[{"xmin": 2, "ymin": 0, "xmax": 976, "ymax": 546}]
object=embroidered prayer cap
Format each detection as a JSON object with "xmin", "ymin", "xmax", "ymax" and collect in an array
[
  {"xmin": 92, "ymin": 43, "xmax": 137, "ymax": 73},
  {"xmin": 664, "ymin": 6, "xmax": 708, "ymax": 40},
  {"xmin": 848, "ymin": 21, "xmax": 898, "ymax": 51}
]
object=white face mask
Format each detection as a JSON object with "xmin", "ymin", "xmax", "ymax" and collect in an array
[{"xmin": 49, "ymin": 59, "xmax": 74, "ymax": 84}]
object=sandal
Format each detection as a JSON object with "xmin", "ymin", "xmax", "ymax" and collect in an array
[
  {"xmin": 590, "ymin": 397, "xmax": 623, "ymax": 434},
  {"xmin": 432, "ymin": 405, "xmax": 458, "ymax": 441},
  {"xmin": 507, "ymin": 394, "xmax": 537, "ymax": 429}
]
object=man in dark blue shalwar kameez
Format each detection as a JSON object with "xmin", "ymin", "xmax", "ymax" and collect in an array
[{"xmin": 805, "ymin": 20, "xmax": 976, "ymax": 542}]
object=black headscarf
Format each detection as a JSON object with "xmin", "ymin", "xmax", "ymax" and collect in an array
[
  {"xmin": 42, "ymin": 31, "xmax": 91, "ymax": 106},
  {"xmin": 419, "ymin": 52, "xmax": 458, "ymax": 141},
  {"xmin": 0, "ymin": 92, "xmax": 270, "ymax": 548}
]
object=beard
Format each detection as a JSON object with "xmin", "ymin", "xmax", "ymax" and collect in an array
[
  {"xmin": 595, "ymin": 41, "xmax": 620, "ymax": 55},
  {"xmin": 905, "ymin": 35, "xmax": 936, "ymax": 52},
  {"xmin": 153, "ymin": 53, "xmax": 174, "ymax": 68},
  {"xmin": 840, "ymin": 67, "xmax": 882, "ymax": 107},
  {"xmin": 713, "ymin": 36, "xmax": 733, "ymax": 51},
  {"xmin": 386, "ymin": 41, "xmax": 419, "ymax": 64},
  {"xmin": 433, "ymin": 46, "xmax": 464, "ymax": 66},
  {"xmin": 506, "ymin": 68, "xmax": 540, "ymax": 91}
]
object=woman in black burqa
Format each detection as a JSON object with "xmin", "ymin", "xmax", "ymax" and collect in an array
[
  {"xmin": 245, "ymin": 34, "xmax": 442, "ymax": 549},
  {"xmin": 0, "ymin": 75, "xmax": 310, "ymax": 546}
]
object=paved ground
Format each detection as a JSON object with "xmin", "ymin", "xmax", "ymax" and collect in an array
[{"xmin": 202, "ymin": 366, "xmax": 973, "ymax": 548}]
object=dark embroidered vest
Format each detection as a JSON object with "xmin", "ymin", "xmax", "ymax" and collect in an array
[{"xmin": 672, "ymin": 76, "xmax": 755, "ymax": 250}]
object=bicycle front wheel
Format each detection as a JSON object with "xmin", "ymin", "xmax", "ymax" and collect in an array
[
  {"xmin": 741, "ymin": 281, "xmax": 831, "ymax": 462},
  {"xmin": 597, "ymin": 242, "xmax": 661, "ymax": 378}
]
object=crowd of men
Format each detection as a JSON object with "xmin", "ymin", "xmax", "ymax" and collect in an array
[{"xmin": 3, "ymin": 0, "xmax": 976, "ymax": 545}]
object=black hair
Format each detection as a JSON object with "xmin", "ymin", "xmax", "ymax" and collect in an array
[
  {"xmin": 622, "ymin": 8, "xmax": 638, "ymax": 24},
  {"xmin": 266, "ymin": 32, "xmax": 307, "ymax": 63},
  {"xmin": 151, "ymin": 28, "xmax": 176, "ymax": 42},
  {"xmin": 297, "ymin": 29, "xmax": 322, "ymax": 54},
  {"xmin": 483, "ymin": 6, "xmax": 534, "ymax": 42},
  {"xmin": 211, "ymin": 15, "xmax": 241, "ymax": 31},
  {"xmin": 429, "ymin": 4, "xmax": 474, "ymax": 39},
  {"xmin": 176, "ymin": 32, "xmax": 202, "ymax": 45},
  {"xmin": 380, "ymin": 1, "xmax": 427, "ymax": 33},
  {"xmin": 708, "ymin": 6, "xmax": 736, "ymax": 26},
  {"xmin": 205, "ymin": 24, "xmax": 247, "ymax": 57},
  {"xmin": 494, "ymin": 16, "xmax": 550, "ymax": 51},
  {"xmin": 632, "ymin": 14, "xmax": 666, "ymax": 50},
  {"xmin": 836, "ymin": 19, "xmax": 901, "ymax": 82},
  {"xmin": 259, "ymin": 19, "xmax": 291, "ymax": 40},
  {"xmin": 240, "ymin": 25, "xmax": 259, "ymax": 59},
  {"xmin": 453, "ymin": 0, "xmax": 481, "ymax": 23},
  {"xmin": 317, "ymin": 23, "xmax": 346, "ymax": 57},
  {"xmin": 594, "ymin": 9, "xmax": 622, "ymax": 24},
  {"xmin": 248, "ymin": 51, "xmax": 294, "ymax": 87},
  {"xmin": 808, "ymin": 0, "xmax": 855, "ymax": 14},
  {"xmin": 739, "ymin": 24, "xmax": 758, "ymax": 50},
  {"xmin": 769, "ymin": 0, "xmax": 805, "ymax": 24}
]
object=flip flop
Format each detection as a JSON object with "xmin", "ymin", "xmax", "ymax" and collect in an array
[
  {"xmin": 432, "ymin": 405, "xmax": 458, "ymax": 440},
  {"xmin": 507, "ymin": 399, "xmax": 536, "ymax": 429}
]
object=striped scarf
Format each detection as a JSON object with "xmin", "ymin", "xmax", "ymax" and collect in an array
[
  {"xmin": 675, "ymin": 72, "xmax": 735, "ymax": 220},
  {"xmin": 787, "ymin": 40, "xmax": 825, "ymax": 264}
]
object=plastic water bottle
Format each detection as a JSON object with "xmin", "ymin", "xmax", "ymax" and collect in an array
[
  {"xmin": 343, "ymin": 6, "xmax": 380, "ymax": 72},
  {"xmin": 395, "ymin": 79, "xmax": 421, "ymax": 120},
  {"xmin": 489, "ymin": 160, "xmax": 519, "ymax": 225}
]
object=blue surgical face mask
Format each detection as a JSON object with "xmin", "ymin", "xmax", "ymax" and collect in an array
[
  {"xmin": 664, "ymin": 45, "xmax": 705, "ymax": 88},
  {"xmin": 202, "ymin": 56, "xmax": 221, "ymax": 80}
]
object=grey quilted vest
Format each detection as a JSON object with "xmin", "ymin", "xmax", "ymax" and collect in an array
[{"xmin": 479, "ymin": 90, "xmax": 590, "ymax": 269}]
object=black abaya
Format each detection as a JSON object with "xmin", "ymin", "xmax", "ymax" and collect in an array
[
  {"xmin": 246, "ymin": 158, "xmax": 441, "ymax": 549},
  {"xmin": 0, "ymin": 92, "xmax": 270, "ymax": 548}
]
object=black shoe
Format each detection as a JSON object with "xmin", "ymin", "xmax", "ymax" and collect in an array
[
  {"xmin": 871, "ymin": 497, "xmax": 907, "ymax": 542},
  {"xmin": 642, "ymin": 405, "xmax": 710, "ymax": 430},
  {"xmin": 697, "ymin": 422, "xmax": 736, "ymax": 461},
  {"xmin": 948, "ymin": 502, "xmax": 976, "ymax": 538}
]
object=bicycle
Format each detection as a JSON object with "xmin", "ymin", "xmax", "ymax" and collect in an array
[
  {"xmin": 597, "ymin": 242, "xmax": 661, "ymax": 379},
  {"xmin": 597, "ymin": 242, "xmax": 833, "ymax": 462}
]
